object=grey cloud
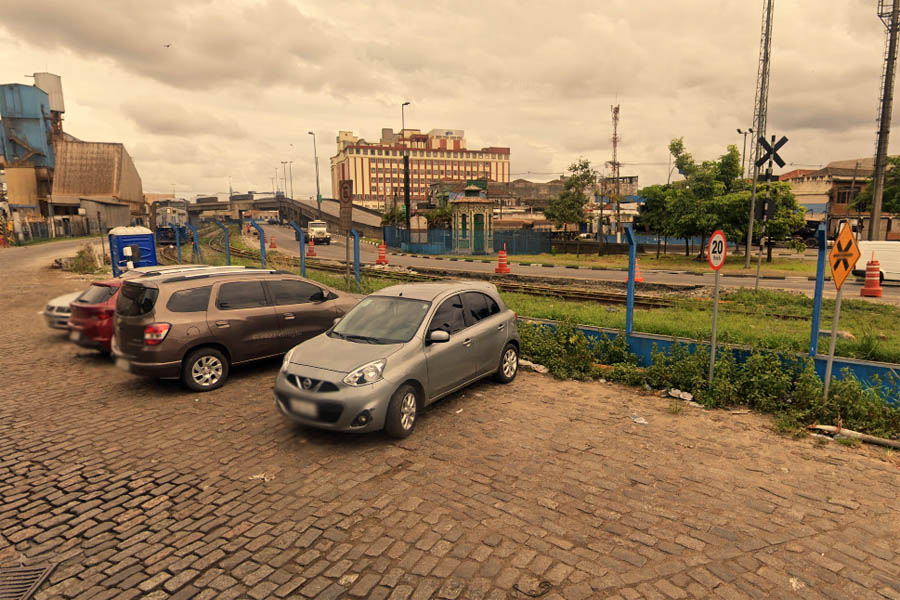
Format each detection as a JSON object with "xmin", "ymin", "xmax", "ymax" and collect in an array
[{"xmin": 122, "ymin": 99, "xmax": 247, "ymax": 138}]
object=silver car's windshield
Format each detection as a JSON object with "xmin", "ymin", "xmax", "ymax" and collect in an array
[{"xmin": 330, "ymin": 296, "xmax": 431, "ymax": 344}]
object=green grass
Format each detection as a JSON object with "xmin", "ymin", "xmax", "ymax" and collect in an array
[
  {"xmin": 474, "ymin": 252, "xmax": 818, "ymax": 276},
  {"xmin": 503, "ymin": 289, "xmax": 900, "ymax": 364}
]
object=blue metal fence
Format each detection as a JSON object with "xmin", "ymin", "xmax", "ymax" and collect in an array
[
  {"xmin": 602, "ymin": 233, "xmax": 738, "ymax": 249},
  {"xmin": 494, "ymin": 230, "xmax": 552, "ymax": 254},
  {"xmin": 383, "ymin": 227, "xmax": 453, "ymax": 254}
]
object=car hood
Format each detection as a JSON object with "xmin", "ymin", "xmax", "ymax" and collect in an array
[
  {"xmin": 288, "ymin": 333, "xmax": 407, "ymax": 373},
  {"xmin": 47, "ymin": 291, "xmax": 83, "ymax": 309}
]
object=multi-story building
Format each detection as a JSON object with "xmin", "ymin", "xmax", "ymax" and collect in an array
[{"xmin": 330, "ymin": 128, "xmax": 510, "ymax": 210}]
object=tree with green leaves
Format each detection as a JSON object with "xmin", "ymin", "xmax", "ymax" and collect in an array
[
  {"xmin": 852, "ymin": 156, "xmax": 900, "ymax": 214},
  {"xmin": 545, "ymin": 158, "xmax": 598, "ymax": 235},
  {"xmin": 638, "ymin": 184, "xmax": 672, "ymax": 257},
  {"xmin": 424, "ymin": 204, "xmax": 452, "ymax": 229}
]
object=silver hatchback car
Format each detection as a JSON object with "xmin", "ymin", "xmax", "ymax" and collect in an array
[{"xmin": 274, "ymin": 281, "xmax": 519, "ymax": 438}]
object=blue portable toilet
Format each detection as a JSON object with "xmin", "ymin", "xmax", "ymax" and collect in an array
[{"xmin": 109, "ymin": 226, "xmax": 157, "ymax": 276}]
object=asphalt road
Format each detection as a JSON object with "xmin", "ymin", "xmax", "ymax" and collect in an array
[{"xmin": 258, "ymin": 225, "xmax": 900, "ymax": 301}]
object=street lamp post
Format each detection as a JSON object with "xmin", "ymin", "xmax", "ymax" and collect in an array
[
  {"xmin": 281, "ymin": 161, "xmax": 288, "ymax": 200},
  {"xmin": 288, "ymin": 161, "xmax": 293, "ymax": 200},
  {"xmin": 308, "ymin": 131, "xmax": 322, "ymax": 218},
  {"xmin": 737, "ymin": 128, "xmax": 754, "ymax": 178},
  {"xmin": 402, "ymin": 101, "xmax": 411, "ymax": 231}
]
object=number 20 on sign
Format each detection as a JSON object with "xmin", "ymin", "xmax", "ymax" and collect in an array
[{"xmin": 707, "ymin": 231, "xmax": 726, "ymax": 384}]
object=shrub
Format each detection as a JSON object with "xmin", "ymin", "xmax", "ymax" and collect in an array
[
  {"xmin": 518, "ymin": 321, "xmax": 596, "ymax": 380},
  {"xmin": 738, "ymin": 352, "xmax": 792, "ymax": 413}
]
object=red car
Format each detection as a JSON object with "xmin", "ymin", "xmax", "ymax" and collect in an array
[{"xmin": 68, "ymin": 280, "xmax": 122, "ymax": 352}]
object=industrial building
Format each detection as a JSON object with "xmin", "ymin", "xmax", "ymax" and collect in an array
[
  {"xmin": 330, "ymin": 128, "xmax": 511, "ymax": 210},
  {"xmin": 0, "ymin": 73, "xmax": 144, "ymax": 242}
]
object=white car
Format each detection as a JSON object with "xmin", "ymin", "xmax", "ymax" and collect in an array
[{"xmin": 41, "ymin": 291, "xmax": 82, "ymax": 330}]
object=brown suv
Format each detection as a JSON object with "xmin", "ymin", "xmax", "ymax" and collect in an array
[{"xmin": 112, "ymin": 267, "xmax": 358, "ymax": 391}]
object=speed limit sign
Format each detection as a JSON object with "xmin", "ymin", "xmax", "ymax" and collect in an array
[{"xmin": 707, "ymin": 230, "xmax": 727, "ymax": 271}]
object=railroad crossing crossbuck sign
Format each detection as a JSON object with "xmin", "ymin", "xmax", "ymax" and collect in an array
[
  {"xmin": 829, "ymin": 223, "xmax": 861, "ymax": 291},
  {"xmin": 755, "ymin": 135, "xmax": 788, "ymax": 169}
]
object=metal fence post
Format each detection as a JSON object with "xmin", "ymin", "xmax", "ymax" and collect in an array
[
  {"xmin": 808, "ymin": 224, "xmax": 827, "ymax": 357},
  {"xmin": 185, "ymin": 222, "xmax": 202, "ymax": 262},
  {"xmin": 625, "ymin": 225, "xmax": 636, "ymax": 336},
  {"xmin": 170, "ymin": 222, "xmax": 182, "ymax": 263},
  {"xmin": 351, "ymin": 228, "xmax": 361, "ymax": 291},
  {"xmin": 212, "ymin": 221, "xmax": 230, "ymax": 265},
  {"xmin": 249, "ymin": 219, "xmax": 266, "ymax": 268},
  {"xmin": 289, "ymin": 221, "xmax": 305, "ymax": 277}
]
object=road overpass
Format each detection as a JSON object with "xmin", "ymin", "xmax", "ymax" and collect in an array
[{"xmin": 187, "ymin": 196, "xmax": 383, "ymax": 238}]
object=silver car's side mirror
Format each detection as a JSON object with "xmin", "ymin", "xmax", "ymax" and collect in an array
[{"xmin": 427, "ymin": 330, "xmax": 450, "ymax": 343}]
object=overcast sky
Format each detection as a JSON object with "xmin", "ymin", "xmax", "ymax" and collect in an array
[{"xmin": 0, "ymin": 0, "xmax": 894, "ymax": 199}]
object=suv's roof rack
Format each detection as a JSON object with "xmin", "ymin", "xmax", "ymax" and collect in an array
[{"xmin": 161, "ymin": 269, "xmax": 281, "ymax": 284}]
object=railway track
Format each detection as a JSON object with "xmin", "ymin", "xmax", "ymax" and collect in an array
[{"xmin": 158, "ymin": 231, "xmax": 810, "ymax": 320}]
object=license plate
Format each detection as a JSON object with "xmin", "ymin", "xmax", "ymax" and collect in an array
[
  {"xmin": 69, "ymin": 331, "xmax": 81, "ymax": 342},
  {"xmin": 115, "ymin": 358, "xmax": 130, "ymax": 372},
  {"xmin": 290, "ymin": 399, "xmax": 317, "ymax": 418}
]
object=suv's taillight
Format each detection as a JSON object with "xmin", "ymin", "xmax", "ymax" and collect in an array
[{"xmin": 144, "ymin": 323, "xmax": 171, "ymax": 345}]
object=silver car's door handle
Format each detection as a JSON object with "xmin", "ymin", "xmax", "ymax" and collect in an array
[
  {"xmin": 497, "ymin": 324, "xmax": 505, "ymax": 330},
  {"xmin": 463, "ymin": 338, "xmax": 472, "ymax": 347},
  {"xmin": 215, "ymin": 320, "xmax": 229, "ymax": 328},
  {"xmin": 283, "ymin": 313, "xmax": 295, "ymax": 320}
]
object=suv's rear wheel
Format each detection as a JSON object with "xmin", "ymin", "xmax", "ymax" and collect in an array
[{"xmin": 183, "ymin": 347, "xmax": 229, "ymax": 391}]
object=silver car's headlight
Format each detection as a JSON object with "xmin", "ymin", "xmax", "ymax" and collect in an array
[
  {"xmin": 282, "ymin": 349, "xmax": 295, "ymax": 370},
  {"xmin": 343, "ymin": 359, "xmax": 386, "ymax": 386}
]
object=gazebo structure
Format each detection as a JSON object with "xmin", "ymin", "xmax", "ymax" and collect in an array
[{"xmin": 450, "ymin": 185, "xmax": 494, "ymax": 255}]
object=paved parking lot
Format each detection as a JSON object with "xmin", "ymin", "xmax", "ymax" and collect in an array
[{"xmin": 1, "ymin": 245, "xmax": 899, "ymax": 600}]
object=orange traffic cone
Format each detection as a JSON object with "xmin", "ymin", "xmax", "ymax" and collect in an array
[
  {"xmin": 307, "ymin": 238, "xmax": 317, "ymax": 257},
  {"xmin": 269, "ymin": 235, "xmax": 277, "ymax": 249},
  {"xmin": 495, "ymin": 244, "xmax": 511, "ymax": 274},
  {"xmin": 376, "ymin": 242, "xmax": 389, "ymax": 265},
  {"xmin": 861, "ymin": 252, "xmax": 883, "ymax": 298},
  {"xmin": 626, "ymin": 259, "xmax": 645, "ymax": 283}
]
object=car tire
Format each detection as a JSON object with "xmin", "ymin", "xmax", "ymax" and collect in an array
[
  {"xmin": 182, "ymin": 347, "xmax": 229, "ymax": 392},
  {"xmin": 384, "ymin": 383, "xmax": 420, "ymax": 439},
  {"xmin": 493, "ymin": 343, "xmax": 519, "ymax": 383}
]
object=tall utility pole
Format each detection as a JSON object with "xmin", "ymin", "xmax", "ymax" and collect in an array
[
  {"xmin": 606, "ymin": 104, "xmax": 622, "ymax": 240},
  {"xmin": 308, "ymin": 132, "xmax": 322, "ymax": 218},
  {"xmin": 281, "ymin": 161, "xmax": 288, "ymax": 199},
  {"xmin": 745, "ymin": 0, "xmax": 775, "ymax": 267},
  {"xmin": 870, "ymin": 0, "xmax": 900, "ymax": 240},
  {"xmin": 402, "ymin": 101, "xmax": 411, "ymax": 231},
  {"xmin": 737, "ymin": 128, "xmax": 754, "ymax": 177},
  {"xmin": 288, "ymin": 161, "xmax": 294, "ymax": 200}
]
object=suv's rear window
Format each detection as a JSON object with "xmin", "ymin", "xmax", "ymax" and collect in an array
[
  {"xmin": 117, "ymin": 283, "xmax": 159, "ymax": 316},
  {"xmin": 166, "ymin": 286, "xmax": 211, "ymax": 312},
  {"xmin": 77, "ymin": 284, "xmax": 117, "ymax": 305}
]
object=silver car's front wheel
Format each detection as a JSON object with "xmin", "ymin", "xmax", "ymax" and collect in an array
[
  {"xmin": 385, "ymin": 384, "xmax": 420, "ymax": 438},
  {"xmin": 400, "ymin": 391, "xmax": 417, "ymax": 430}
]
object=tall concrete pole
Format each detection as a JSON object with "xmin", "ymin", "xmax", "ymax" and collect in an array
[
  {"xmin": 308, "ymin": 132, "xmax": 322, "ymax": 219},
  {"xmin": 870, "ymin": 0, "xmax": 900, "ymax": 241},
  {"xmin": 745, "ymin": 0, "xmax": 775, "ymax": 267}
]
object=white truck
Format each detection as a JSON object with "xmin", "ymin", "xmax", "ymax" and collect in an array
[
  {"xmin": 307, "ymin": 220, "xmax": 331, "ymax": 245},
  {"xmin": 853, "ymin": 241, "xmax": 900, "ymax": 283}
]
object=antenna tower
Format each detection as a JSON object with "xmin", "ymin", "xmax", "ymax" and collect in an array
[
  {"xmin": 607, "ymin": 104, "xmax": 622, "ymax": 234},
  {"xmin": 870, "ymin": 0, "xmax": 900, "ymax": 240},
  {"xmin": 744, "ymin": 0, "xmax": 775, "ymax": 267}
]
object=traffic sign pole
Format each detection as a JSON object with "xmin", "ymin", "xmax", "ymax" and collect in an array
[
  {"xmin": 822, "ymin": 223, "xmax": 860, "ymax": 400},
  {"xmin": 709, "ymin": 269, "xmax": 720, "ymax": 384},
  {"xmin": 823, "ymin": 287, "xmax": 843, "ymax": 401},
  {"xmin": 706, "ymin": 231, "xmax": 727, "ymax": 384}
]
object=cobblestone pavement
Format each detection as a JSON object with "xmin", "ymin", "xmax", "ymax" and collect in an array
[{"xmin": 1, "ymin": 244, "xmax": 899, "ymax": 600}]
